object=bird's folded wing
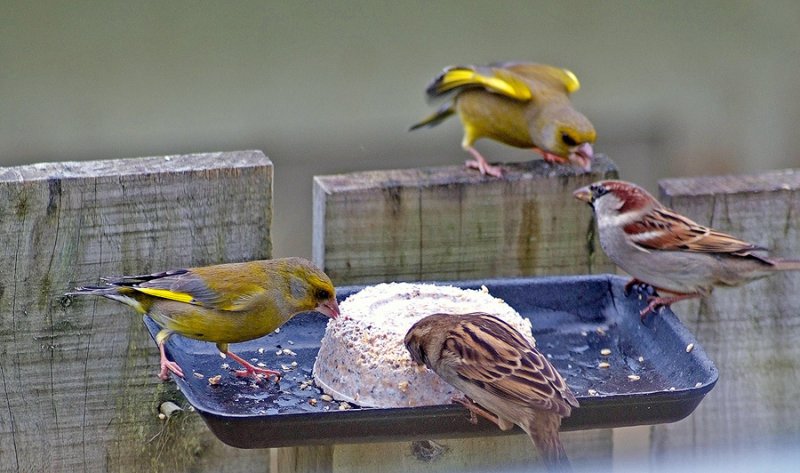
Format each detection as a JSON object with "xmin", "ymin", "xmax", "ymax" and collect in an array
[
  {"xmin": 499, "ymin": 62, "xmax": 581, "ymax": 94},
  {"xmin": 426, "ymin": 65, "xmax": 532, "ymax": 101},
  {"xmin": 447, "ymin": 314, "xmax": 575, "ymax": 416},
  {"xmin": 126, "ymin": 271, "xmax": 266, "ymax": 312},
  {"xmin": 626, "ymin": 208, "xmax": 765, "ymax": 255}
]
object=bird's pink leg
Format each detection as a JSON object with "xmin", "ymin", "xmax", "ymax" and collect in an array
[
  {"xmin": 465, "ymin": 147, "xmax": 503, "ymax": 177},
  {"xmin": 641, "ymin": 293, "xmax": 701, "ymax": 319},
  {"xmin": 158, "ymin": 342, "xmax": 184, "ymax": 380},
  {"xmin": 225, "ymin": 350, "xmax": 281, "ymax": 381},
  {"xmin": 452, "ymin": 396, "xmax": 501, "ymax": 428}
]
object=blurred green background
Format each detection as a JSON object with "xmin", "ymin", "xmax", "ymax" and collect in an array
[{"xmin": 2, "ymin": 0, "xmax": 799, "ymax": 258}]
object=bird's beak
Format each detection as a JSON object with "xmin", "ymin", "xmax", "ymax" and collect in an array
[
  {"xmin": 573, "ymin": 186, "xmax": 592, "ymax": 203},
  {"xmin": 316, "ymin": 297, "xmax": 340, "ymax": 319},
  {"xmin": 569, "ymin": 142, "xmax": 594, "ymax": 172}
]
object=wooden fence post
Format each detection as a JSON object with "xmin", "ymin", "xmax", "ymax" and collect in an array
[
  {"xmin": 284, "ymin": 157, "xmax": 618, "ymax": 473},
  {"xmin": 313, "ymin": 156, "xmax": 618, "ymax": 283},
  {"xmin": 652, "ymin": 169, "xmax": 800, "ymax": 463},
  {"xmin": 0, "ymin": 151, "xmax": 273, "ymax": 473}
]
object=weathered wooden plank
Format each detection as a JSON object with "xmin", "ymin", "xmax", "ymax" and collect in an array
[
  {"xmin": 652, "ymin": 169, "xmax": 800, "ymax": 464},
  {"xmin": 326, "ymin": 430, "xmax": 612, "ymax": 473},
  {"xmin": 313, "ymin": 156, "xmax": 618, "ymax": 284},
  {"xmin": 290, "ymin": 158, "xmax": 619, "ymax": 473},
  {"xmin": 0, "ymin": 151, "xmax": 272, "ymax": 473}
]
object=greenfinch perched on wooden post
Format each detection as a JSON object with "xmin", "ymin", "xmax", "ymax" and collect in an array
[
  {"xmin": 67, "ymin": 257, "xmax": 339, "ymax": 382},
  {"xmin": 411, "ymin": 62, "xmax": 596, "ymax": 177}
]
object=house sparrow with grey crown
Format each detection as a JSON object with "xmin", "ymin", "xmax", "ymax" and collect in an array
[
  {"xmin": 405, "ymin": 312, "xmax": 579, "ymax": 472},
  {"xmin": 573, "ymin": 180, "xmax": 800, "ymax": 317}
]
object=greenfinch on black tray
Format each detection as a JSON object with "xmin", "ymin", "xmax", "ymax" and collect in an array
[
  {"xmin": 67, "ymin": 257, "xmax": 339, "ymax": 382},
  {"xmin": 411, "ymin": 62, "xmax": 596, "ymax": 177}
]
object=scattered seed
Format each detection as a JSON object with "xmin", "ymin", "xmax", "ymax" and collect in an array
[
  {"xmin": 221, "ymin": 363, "xmax": 230, "ymax": 370},
  {"xmin": 258, "ymin": 348, "xmax": 265, "ymax": 354},
  {"xmin": 158, "ymin": 413, "xmax": 167, "ymax": 420},
  {"xmin": 588, "ymin": 389, "xmax": 598, "ymax": 396},
  {"xmin": 695, "ymin": 382, "xmax": 703, "ymax": 388},
  {"xmin": 274, "ymin": 328, "xmax": 280, "ymax": 333},
  {"xmin": 638, "ymin": 356, "xmax": 644, "ymax": 363},
  {"xmin": 291, "ymin": 361, "xmax": 298, "ymax": 367},
  {"xmin": 398, "ymin": 381, "xmax": 409, "ymax": 393},
  {"xmin": 309, "ymin": 398, "xmax": 318, "ymax": 406},
  {"xmin": 546, "ymin": 353, "xmax": 552, "ymax": 359},
  {"xmin": 669, "ymin": 387, "xmax": 676, "ymax": 391},
  {"xmin": 320, "ymin": 394, "xmax": 333, "ymax": 402},
  {"xmin": 219, "ymin": 352, "xmax": 227, "ymax": 359},
  {"xmin": 288, "ymin": 340, "xmax": 295, "ymax": 345},
  {"xmin": 598, "ymin": 362, "xmax": 610, "ymax": 369},
  {"xmin": 580, "ymin": 331, "xmax": 588, "ymax": 337},
  {"xmin": 628, "ymin": 374, "xmax": 641, "ymax": 381},
  {"xmin": 686, "ymin": 343, "xmax": 694, "ymax": 353},
  {"xmin": 257, "ymin": 362, "xmax": 267, "ymax": 368},
  {"xmin": 275, "ymin": 350, "xmax": 282, "ymax": 356},
  {"xmin": 250, "ymin": 358, "xmax": 258, "ymax": 362},
  {"xmin": 596, "ymin": 327, "xmax": 606, "ymax": 336},
  {"xmin": 600, "ymin": 348, "xmax": 612, "ymax": 356},
  {"xmin": 208, "ymin": 375, "xmax": 222, "ymax": 385},
  {"xmin": 193, "ymin": 372, "xmax": 205, "ymax": 379},
  {"xmin": 338, "ymin": 402, "xmax": 351, "ymax": 410}
]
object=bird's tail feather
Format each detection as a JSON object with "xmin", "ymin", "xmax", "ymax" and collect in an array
[
  {"xmin": 771, "ymin": 259, "xmax": 800, "ymax": 271},
  {"xmin": 65, "ymin": 286, "xmax": 145, "ymax": 313},
  {"xmin": 527, "ymin": 415, "xmax": 572, "ymax": 473},
  {"xmin": 409, "ymin": 103, "xmax": 454, "ymax": 131}
]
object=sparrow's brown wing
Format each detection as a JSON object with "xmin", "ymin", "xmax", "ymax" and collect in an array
[
  {"xmin": 624, "ymin": 207, "xmax": 766, "ymax": 258},
  {"xmin": 445, "ymin": 313, "xmax": 578, "ymax": 417}
]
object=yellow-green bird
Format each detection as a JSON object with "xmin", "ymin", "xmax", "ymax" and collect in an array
[
  {"xmin": 67, "ymin": 257, "xmax": 339, "ymax": 381},
  {"xmin": 411, "ymin": 62, "xmax": 596, "ymax": 177}
]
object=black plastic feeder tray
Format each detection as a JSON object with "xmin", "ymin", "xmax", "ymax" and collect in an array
[{"xmin": 145, "ymin": 274, "xmax": 718, "ymax": 448}]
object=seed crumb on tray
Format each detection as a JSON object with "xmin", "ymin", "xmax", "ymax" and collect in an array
[{"xmin": 312, "ymin": 282, "xmax": 534, "ymax": 408}]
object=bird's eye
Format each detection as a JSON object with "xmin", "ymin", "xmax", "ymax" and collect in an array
[
  {"xmin": 561, "ymin": 132, "xmax": 578, "ymax": 147},
  {"xmin": 315, "ymin": 288, "xmax": 331, "ymax": 300},
  {"xmin": 590, "ymin": 183, "xmax": 609, "ymax": 198}
]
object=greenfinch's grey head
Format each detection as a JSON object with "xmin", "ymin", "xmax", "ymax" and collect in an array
[
  {"xmin": 537, "ymin": 106, "xmax": 596, "ymax": 171},
  {"xmin": 281, "ymin": 257, "xmax": 340, "ymax": 319}
]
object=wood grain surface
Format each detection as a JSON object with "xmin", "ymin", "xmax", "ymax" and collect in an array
[
  {"xmin": 0, "ymin": 151, "xmax": 273, "ymax": 472},
  {"xmin": 652, "ymin": 168, "xmax": 800, "ymax": 464}
]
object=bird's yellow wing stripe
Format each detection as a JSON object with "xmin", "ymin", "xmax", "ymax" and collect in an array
[
  {"xmin": 559, "ymin": 68, "xmax": 581, "ymax": 93},
  {"xmin": 437, "ymin": 68, "xmax": 532, "ymax": 100},
  {"xmin": 134, "ymin": 287, "xmax": 195, "ymax": 304}
]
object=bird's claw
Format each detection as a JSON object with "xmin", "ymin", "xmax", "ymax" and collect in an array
[
  {"xmin": 159, "ymin": 359, "xmax": 184, "ymax": 380},
  {"xmin": 452, "ymin": 396, "xmax": 479, "ymax": 424},
  {"xmin": 233, "ymin": 367, "xmax": 281, "ymax": 383},
  {"xmin": 465, "ymin": 159, "xmax": 504, "ymax": 177},
  {"xmin": 639, "ymin": 299, "xmax": 664, "ymax": 320}
]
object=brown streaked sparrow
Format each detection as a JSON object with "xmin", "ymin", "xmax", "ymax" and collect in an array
[
  {"xmin": 573, "ymin": 180, "xmax": 800, "ymax": 317},
  {"xmin": 405, "ymin": 312, "xmax": 579, "ymax": 472}
]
